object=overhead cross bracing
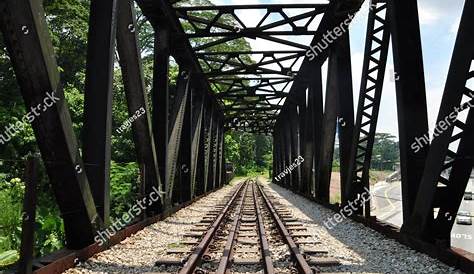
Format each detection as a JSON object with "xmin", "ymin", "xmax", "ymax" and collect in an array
[{"xmin": 169, "ymin": 2, "xmax": 331, "ymax": 134}]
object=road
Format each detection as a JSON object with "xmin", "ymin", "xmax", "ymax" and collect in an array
[{"xmin": 371, "ymin": 179, "xmax": 473, "ymax": 253}]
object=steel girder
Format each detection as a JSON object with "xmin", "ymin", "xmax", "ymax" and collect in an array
[
  {"xmin": 307, "ymin": 66, "xmax": 324, "ymax": 198},
  {"xmin": 0, "ymin": 0, "xmax": 102, "ymax": 248},
  {"xmin": 177, "ymin": 74, "xmax": 193, "ymax": 203},
  {"xmin": 314, "ymin": 32, "xmax": 354, "ymax": 203},
  {"xmin": 82, "ymin": 0, "xmax": 118, "ymax": 224},
  {"xmin": 169, "ymin": 3, "xmax": 335, "ymax": 133},
  {"xmin": 403, "ymin": 0, "xmax": 474, "ymax": 245},
  {"xmin": 167, "ymin": 71, "xmax": 192, "ymax": 205},
  {"xmin": 388, "ymin": 0, "xmax": 430, "ymax": 224},
  {"xmin": 190, "ymin": 92, "xmax": 205, "ymax": 198},
  {"xmin": 152, "ymin": 26, "xmax": 171, "ymax": 206},
  {"xmin": 288, "ymin": 103, "xmax": 301, "ymax": 191},
  {"xmin": 294, "ymin": 84, "xmax": 309, "ymax": 195},
  {"xmin": 116, "ymin": 0, "xmax": 163, "ymax": 215},
  {"xmin": 176, "ymin": 4, "xmax": 326, "ymax": 38},
  {"xmin": 344, "ymin": 0, "xmax": 390, "ymax": 215}
]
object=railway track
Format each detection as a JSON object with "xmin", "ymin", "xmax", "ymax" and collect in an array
[{"xmin": 155, "ymin": 178, "xmax": 340, "ymax": 274}]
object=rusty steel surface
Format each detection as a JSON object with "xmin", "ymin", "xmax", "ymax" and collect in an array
[{"xmin": 252, "ymin": 182, "xmax": 275, "ymax": 273}]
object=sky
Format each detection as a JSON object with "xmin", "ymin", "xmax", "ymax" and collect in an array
[{"xmin": 203, "ymin": 0, "xmax": 467, "ymax": 139}]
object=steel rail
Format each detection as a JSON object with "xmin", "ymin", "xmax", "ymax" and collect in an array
[
  {"xmin": 214, "ymin": 182, "xmax": 249, "ymax": 273},
  {"xmin": 252, "ymin": 182, "xmax": 275, "ymax": 273},
  {"xmin": 256, "ymin": 182, "xmax": 314, "ymax": 274},
  {"xmin": 178, "ymin": 181, "xmax": 247, "ymax": 274}
]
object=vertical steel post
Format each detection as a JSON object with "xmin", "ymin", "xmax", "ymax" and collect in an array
[
  {"xmin": 178, "ymin": 76, "xmax": 193, "ymax": 203},
  {"xmin": 335, "ymin": 33, "xmax": 355, "ymax": 206},
  {"xmin": 19, "ymin": 155, "xmax": 38, "ymax": 274},
  {"xmin": 388, "ymin": 0, "xmax": 430, "ymax": 224},
  {"xmin": 308, "ymin": 66, "xmax": 324, "ymax": 198},
  {"xmin": 82, "ymin": 0, "xmax": 118, "ymax": 224},
  {"xmin": 153, "ymin": 27, "xmax": 171, "ymax": 208},
  {"xmin": 191, "ymin": 93, "xmax": 205, "ymax": 197}
]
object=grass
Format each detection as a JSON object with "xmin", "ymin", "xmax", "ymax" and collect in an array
[
  {"xmin": 330, "ymin": 193, "xmax": 341, "ymax": 204},
  {"xmin": 167, "ymin": 242, "xmax": 184, "ymax": 249},
  {"xmin": 369, "ymin": 170, "xmax": 393, "ymax": 184}
]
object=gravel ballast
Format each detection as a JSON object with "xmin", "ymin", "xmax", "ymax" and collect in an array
[
  {"xmin": 263, "ymin": 181, "xmax": 466, "ymax": 274},
  {"xmin": 63, "ymin": 178, "xmax": 467, "ymax": 274},
  {"xmin": 63, "ymin": 181, "xmax": 241, "ymax": 274}
]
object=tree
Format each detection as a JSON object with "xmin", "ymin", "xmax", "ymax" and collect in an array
[{"xmin": 371, "ymin": 133, "xmax": 399, "ymax": 170}]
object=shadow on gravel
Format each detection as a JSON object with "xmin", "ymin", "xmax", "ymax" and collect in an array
[
  {"xmin": 265, "ymin": 182, "xmax": 400, "ymax": 273},
  {"xmin": 265, "ymin": 182, "xmax": 463, "ymax": 273}
]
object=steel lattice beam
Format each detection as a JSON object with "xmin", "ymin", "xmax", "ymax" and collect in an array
[{"xmin": 344, "ymin": 0, "xmax": 390, "ymax": 214}]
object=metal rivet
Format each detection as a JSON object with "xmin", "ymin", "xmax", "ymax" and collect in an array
[{"xmin": 21, "ymin": 26, "xmax": 29, "ymax": 35}]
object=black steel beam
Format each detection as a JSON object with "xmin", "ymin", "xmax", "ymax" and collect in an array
[
  {"xmin": 167, "ymin": 71, "xmax": 192, "ymax": 205},
  {"xmin": 176, "ymin": 4, "xmax": 326, "ymax": 38},
  {"xmin": 282, "ymin": 117, "xmax": 293, "ymax": 188},
  {"xmin": 82, "ymin": 0, "xmax": 117, "ymax": 224},
  {"xmin": 175, "ymin": 4, "xmax": 328, "ymax": 11},
  {"xmin": 315, "ymin": 60, "xmax": 338, "ymax": 203},
  {"xmin": 0, "ymin": 0, "xmax": 101, "ymax": 248},
  {"xmin": 344, "ymin": 1, "xmax": 390, "ymax": 215},
  {"xmin": 334, "ymin": 33, "xmax": 354, "ymax": 206},
  {"xmin": 152, "ymin": 27, "xmax": 171, "ymax": 208},
  {"xmin": 116, "ymin": 0, "xmax": 163, "ymax": 214},
  {"xmin": 195, "ymin": 101, "xmax": 209, "ymax": 196},
  {"xmin": 203, "ymin": 105, "xmax": 214, "ymax": 193},
  {"xmin": 212, "ymin": 118, "xmax": 220, "ymax": 189},
  {"xmin": 301, "ymin": 65, "xmax": 323, "ymax": 197},
  {"xmin": 387, "ymin": 0, "xmax": 430, "ymax": 224},
  {"xmin": 315, "ymin": 32, "xmax": 354, "ymax": 203},
  {"xmin": 288, "ymin": 103, "xmax": 301, "ymax": 192},
  {"xmin": 190, "ymin": 92, "xmax": 204, "ymax": 198},
  {"xmin": 178, "ymin": 75, "xmax": 193, "ymax": 203}
]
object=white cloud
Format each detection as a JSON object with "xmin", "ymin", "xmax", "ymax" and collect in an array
[{"xmin": 418, "ymin": 7, "xmax": 440, "ymax": 25}]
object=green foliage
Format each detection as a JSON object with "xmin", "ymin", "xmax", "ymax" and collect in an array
[
  {"xmin": 0, "ymin": 250, "xmax": 19, "ymax": 268},
  {"xmin": 0, "ymin": 178, "xmax": 24, "ymax": 256},
  {"xmin": 110, "ymin": 162, "xmax": 140, "ymax": 220},
  {"xmin": 371, "ymin": 133, "xmax": 399, "ymax": 170},
  {"xmin": 332, "ymin": 133, "xmax": 399, "ymax": 171},
  {"xmin": 225, "ymin": 132, "xmax": 272, "ymax": 176}
]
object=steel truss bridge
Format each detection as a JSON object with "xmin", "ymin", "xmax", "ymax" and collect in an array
[{"xmin": 0, "ymin": 0, "xmax": 473, "ymax": 272}]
